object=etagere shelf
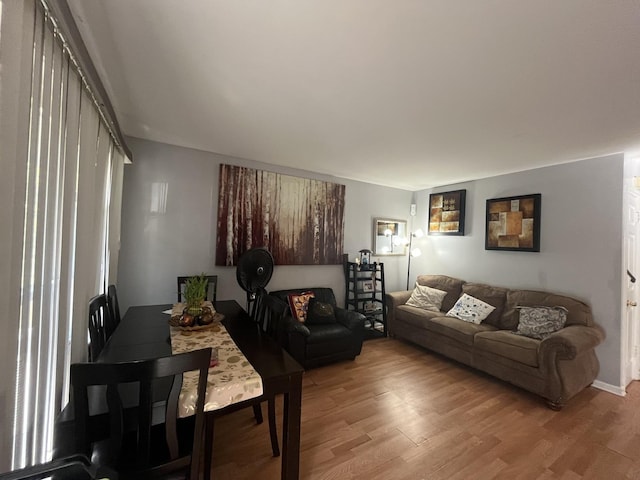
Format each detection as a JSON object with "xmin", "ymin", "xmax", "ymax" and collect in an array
[{"xmin": 344, "ymin": 261, "xmax": 387, "ymax": 339}]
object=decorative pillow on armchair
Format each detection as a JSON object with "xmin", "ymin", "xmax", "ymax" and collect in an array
[
  {"xmin": 305, "ymin": 298, "xmax": 337, "ymax": 325},
  {"xmin": 405, "ymin": 284, "xmax": 447, "ymax": 312},
  {"xmin": 514, "ymin": 305, "xmax": 568, "ymax": 339},
  {"xmin": 287, "ymin": 291, "xmax": 315, "ymax": 323},
  {"xmin": 446, "ymin": 293, "xmax": 496, "ymax": 324}
]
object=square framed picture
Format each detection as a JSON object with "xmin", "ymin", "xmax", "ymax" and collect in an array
[
  {"xmin": 429, "ymin": 189, "xmax": 466, "ymax": 236},
  {"xmin": 485, "ymin": 193, "xmax": 541, "ymax": 252},
  {"xmin": 362, "ymin": 281, "xmax": 374, "ymax": 292}
]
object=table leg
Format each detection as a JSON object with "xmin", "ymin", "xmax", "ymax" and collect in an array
[
  {"xmin": 281, "ymin": 376, "xmax": 302, "ymax": 480},
  {"xmin": 204, "ymin": 413, "xmax": 215, "ymax": 480}
]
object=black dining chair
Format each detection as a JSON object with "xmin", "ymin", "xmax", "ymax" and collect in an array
[
  {"xmin": 107, "ymin": 284, "xmax": 121, "ymax": 332},
  {"xmin": 204, "ymin": 290, "xmax": 281, "ymax": 460},
  {"xmin": 177, "ymin": 275, "xmax": 217, "ymax": 305},
  {"xmin": 70, "ymin": 348, "xmax": 211, "ymax": 480},
  {"xmin": 250, "ymin": 289, "xmax": 290, "ymax": 457},
  {"xmin": 88, "ymin": 294, "xmax": 114, "ymax": 362},
  {"xmin": 0, "ymin": 454, "xmax": 115, "ymax": 479}
]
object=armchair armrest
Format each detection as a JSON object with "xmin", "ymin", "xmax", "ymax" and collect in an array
[
  {"xmin": 335, "ymin": 307, "xmax": 366, "ymax": 331},
  {"xmin": 539, "ymin": 324, "xmax": 605, "ymax": 362},
  {"xmin": 282, "ymin": 315, "xmax": 311, "ymax": 337}
]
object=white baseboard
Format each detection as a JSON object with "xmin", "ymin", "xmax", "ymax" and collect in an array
[{"xmin": 592, "ymin": 380, "xmax": 626, "ymax": 396}]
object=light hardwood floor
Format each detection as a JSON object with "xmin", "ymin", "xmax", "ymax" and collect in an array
[{"xmin": 210, "ymin": 337, "xmax": 640, "ymax": 480}]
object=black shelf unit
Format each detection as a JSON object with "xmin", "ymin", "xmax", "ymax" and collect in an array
[{"xmin": 344, "ymin": 261, "xmax": 387, "ymax": 339}]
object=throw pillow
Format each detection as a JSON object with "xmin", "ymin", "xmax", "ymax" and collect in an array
[
  {"xmin": 287, "ymin": 291, "xmax": 315, "ymax": 323},
  {"xmin": 514, "ymin": 305, "xmax": 568, "ymax": 339},
  {"xmin": 446, "ymin": 293, "xmax": 496, "ymax": 324},
  {"xmin": 405, "ymin": 284, "xmax": 447, "ymax": 312},
  {"xmin": 306, "ymin": 298, "xmax": 337, "ymax": 325}
]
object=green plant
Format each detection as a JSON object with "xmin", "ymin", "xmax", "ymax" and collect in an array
[{"xmin": 184, "ymin": 273, "xmax": 208, "ymax": 312}]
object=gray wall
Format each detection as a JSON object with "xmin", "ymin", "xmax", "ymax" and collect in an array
[
  {"xmin": 117, "ymin": 137, "xmax": 413, "ymax": 314},
  {"xmin": 409, "ymin": 153, "xmax": 624, "ymax": 387},
  {"xmin": 118, "ymin": 139, "xmax": 624, "ymax": 388}
]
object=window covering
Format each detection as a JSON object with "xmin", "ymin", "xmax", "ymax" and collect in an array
[{"xmin": 0, "ymin": 0, "xmax": 126, "ymax": 470}]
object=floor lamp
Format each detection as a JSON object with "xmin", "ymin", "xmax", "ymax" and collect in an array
[{"xmin": 406, "ymin": 229, "xmax": 424, "ymax": 290}]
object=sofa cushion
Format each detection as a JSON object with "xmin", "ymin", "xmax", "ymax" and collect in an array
[
  {"xmin": 474, "ymin": 331, "xmax": 540, "ymax": 367},
  {"xmin": 514, "ymin": 305, "xmax": 568, "ymax": 339},
  {"xmin": 502, "ymin": 290, "xmax": 594, "ymax": 329},
  {"xmin": 462, "ymin": 283, "xmax": 508, "ymax": 328},
  {"xmin": 424, "ymin": 315, "xmax": 497, "ymax": 346},
  {"xmin": 405, "ymin": 284, "xmax": 447, "ymax": 312},
  {"xmin": 395, "ymin": 304, "xmax": 443, "ymax": 329},
  {"xmin": 287, "ymin": 291, "xmax": 315, "ymax": 323},
  {"xmin": 306, "ymin": 298, "xmax": 337, "ymax": 325},
  {"xmin": 272, "ymin": 288, "xmax": 337, "ymax": 307},
  {"xmin": 416, "ymin": 275, "xmax": 464, "ymax": 312},
  {"xmin": 446, "ymin": 293, "xmax": 496, "ymax": 324},
  {"xmin": 304, "ymin": 322, "xmax": 351, "ymax": 344}
]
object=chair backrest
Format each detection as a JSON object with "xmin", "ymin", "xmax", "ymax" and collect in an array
[
  {"xmin": 107, "ymin": 284, "xmax": 121, "ymax": 330},
  {"xmin": 254, "ymin": 290, "xmax": 288, "ymax": 347},
  {"xmin": 88, "ymin": 294, "xmax": 114, "ymax": 362},
  {"xmin": 177, "ymin": 275, "xmax": 218, "ymax": 305},
  {"xmin": 70, "ymin": 348, "xmax": 211, "ymax": 479},
  {"xmin": 270, "ymin": 287, "xmax": 338, "ymax": 308}
]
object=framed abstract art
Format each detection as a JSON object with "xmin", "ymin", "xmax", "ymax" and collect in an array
[
  {"xmin": 485, "ymin": 193, "xmax": 541, "ymax": 252},
  {"xmin": 428, "ymin": 189, "xmax": 466, "ymax": 236}
]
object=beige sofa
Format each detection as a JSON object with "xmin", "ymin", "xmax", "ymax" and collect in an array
[{"xmin": 386, "ymin": 275, "xmax": 605, "ymax": 409}]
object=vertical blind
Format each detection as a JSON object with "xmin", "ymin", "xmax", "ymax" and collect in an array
[{"xmin": 0, "ymin": 0, "xmax": 125, "ymax": 470}]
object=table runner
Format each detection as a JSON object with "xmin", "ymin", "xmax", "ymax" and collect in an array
[{"xmin": 169, "ymin": 306, "xmax": 263, "ymax": 417}]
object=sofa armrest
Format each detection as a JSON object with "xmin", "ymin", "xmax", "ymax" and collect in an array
[
  {"xmin": 539, "ymin": 324, "xmax": 605, "ymax": 362},
  {"xmin": 385, "ymin": 290, "xmax": 412, "ymax": 336},
  {"xmin": 335, "ymin": 307, "xmax": 366, "ymax": 331},
  {"xmin": 386, "ymin": 290, "xmax": 412, "ymax": 309}
]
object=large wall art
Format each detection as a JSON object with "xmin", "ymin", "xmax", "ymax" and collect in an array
[
  {"xmin": 216, "ymin": 164, "xmax": 345, "ymax": 265},
  {"xmin": 485, "ymin": 193, "xmax": 541, "ymax": 251}
]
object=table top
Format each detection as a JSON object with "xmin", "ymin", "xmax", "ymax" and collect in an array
[{"xmin": 100, "ymin": 300, "xmax": 304, "ymax": 395}]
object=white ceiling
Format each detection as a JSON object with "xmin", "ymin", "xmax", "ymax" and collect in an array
[{"xmin": 67, "ymin": 0, "xmax": 640, "ymax": 190}]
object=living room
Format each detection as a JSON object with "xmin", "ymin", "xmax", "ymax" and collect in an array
[{"xmin": 2, "ymin": 1, "xmax": 640, "ymax": 478}]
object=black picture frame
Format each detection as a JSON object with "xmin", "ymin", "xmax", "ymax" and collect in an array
[
  {"xmin": 485, "ymin": 193, "xmax": 541, "ymax": 252},
  {"xmin": 428, "ymin": 189, "xmax": 466, "ymax": 236}
]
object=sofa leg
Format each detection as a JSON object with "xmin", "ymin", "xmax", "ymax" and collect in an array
[{"xmin": 546, "ymin": 400, "xmax": 563, "ymax": 411}]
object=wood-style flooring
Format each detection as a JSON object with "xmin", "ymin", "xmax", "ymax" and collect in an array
[{"xmin": 209, "ymin": 337, "xmax": 640, "ymax": 479}]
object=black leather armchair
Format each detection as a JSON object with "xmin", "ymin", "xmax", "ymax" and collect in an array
[{"xmin": 269, "ymin": 287, "xmax": 365, "ymax": 369}]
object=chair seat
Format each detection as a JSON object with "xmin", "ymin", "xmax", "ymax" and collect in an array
[
  {"xmin": 90, "ymin": 417, "xmax": 196, "ymax": 476},
  {"xmin": 305, "ymin": 323, "xmax": 353, "ymax": 344}
]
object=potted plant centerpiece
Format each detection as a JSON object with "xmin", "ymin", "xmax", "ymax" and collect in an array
[
  {"xmin": 178, "ymin": 273, "xmax": 215, "ymax": 327},
  {"xmin": 184, "ymin": 273, "xmax": 208, "ymax": 315}
]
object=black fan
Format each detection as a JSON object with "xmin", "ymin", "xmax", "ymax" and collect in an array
[{"xmin": 236, "ymin": 247, "xmax": 275, "ymax": 310}]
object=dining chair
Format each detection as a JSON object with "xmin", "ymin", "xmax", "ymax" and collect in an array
[
  {"xmin": 70, "ymin": 348, "xmax": 211, "ymax": 480},
  {"xmin": 204, "ymin": 290, "xmax": 281, "ymax": 460},
  {"xmin": 88, "ymin": 294, "xmax": 114, "ymax": 362},
  {"xmin": 0, "ymin": 454, "xmax": 115, "ymax": 479},
  {"xmin": 177, "ymin": 275, "xmax": 218, "ymax": 305},
  {"xmin": 251, "ymin": 289, "xmax": 290, "ymax": 457},
  {"xmin": 107, "ymin": 284, "xmax": 122, "ymax": 332}
]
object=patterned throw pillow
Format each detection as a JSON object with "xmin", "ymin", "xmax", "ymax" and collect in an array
[
  {"xmin": 446, "ymin": 293, "xmax": 496, "ymax": 324},
  {"xmin": 514, "ymin": 305, "xmax": 568, "ymax": 339},
  {"xmin": 287, "ymin": 291, "xmax": 315, "ymax": 323},
  {"xmin": 405, "ymin": 284, "xmax": 448, "ymax": 312},
  {"xmin": 306, "ymin": 298, "xmax": 337, "ymax": 325}
]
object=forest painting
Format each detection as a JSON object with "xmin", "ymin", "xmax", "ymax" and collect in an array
[{"xmin": 216, "ymin": 164, "xmax": 345, "ymax": 266}]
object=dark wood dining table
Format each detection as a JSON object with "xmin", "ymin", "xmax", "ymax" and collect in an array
[{"xmin": 55, "ymin": 300, "xmax": 304, "ymax": 480}]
